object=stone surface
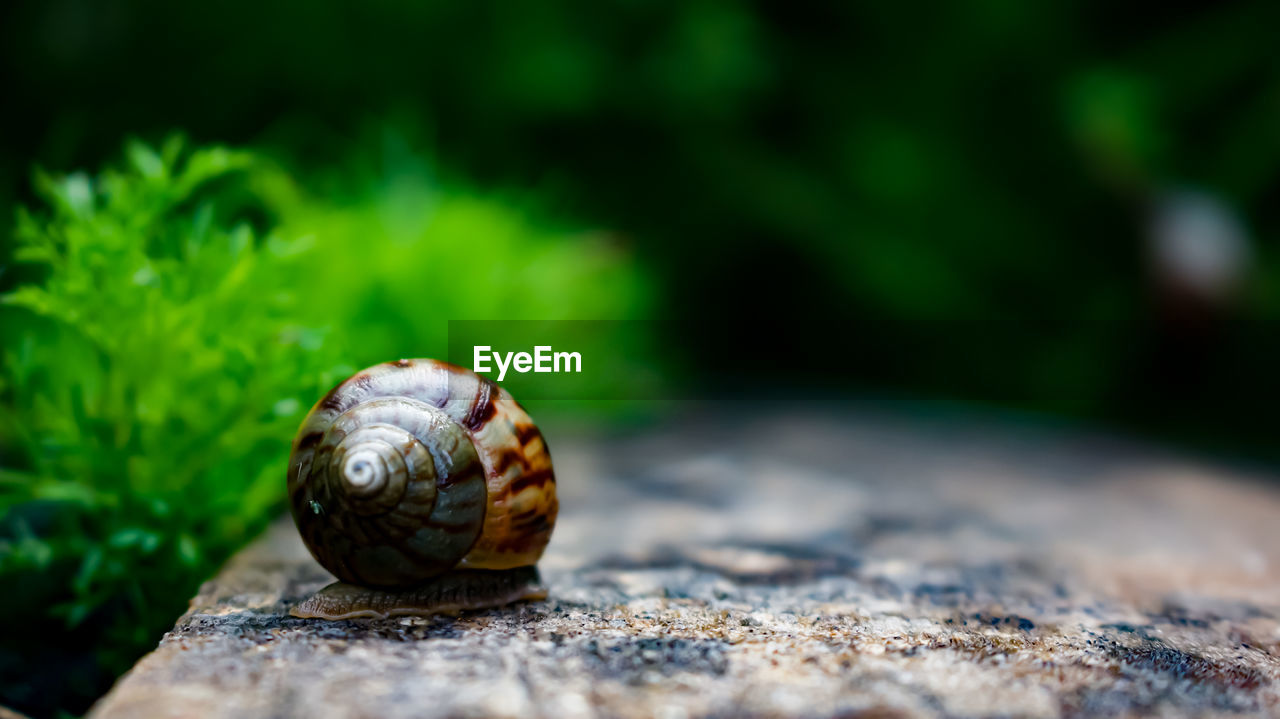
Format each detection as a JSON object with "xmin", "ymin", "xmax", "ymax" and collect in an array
[{"xmin": 90, "ymin": 406, "xmax": 1280, "ymax": 718}]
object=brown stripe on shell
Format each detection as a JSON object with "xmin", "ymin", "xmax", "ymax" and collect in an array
[
  {"xmin": 318, "ymin": 372, "xmax": 375, "ymax": 413},
  {"xmin": 491, "ymin": 448, "xmax": 529, "ymax": 477},
  {"xmin": 506, "ymin": 467, "xmax": 555, "ymax": 497},
  {"xmin": 511, "ymin": 513, "xmax": 554, "ymax": 536},
  {"xmin": 508, "ymin": 508, "xmax": 553, "ymax": 534},
  {"xmin": 507, "ymin": 508, "xmax": 538, "ymax": 523},
  {"xmin": 514, "ymin": 423, "xmax": 543, "ymax": 446},
  {"xmin": 462, "ymin": 377, "xmax": 498, "ymax": 431},
  {"xmin": 494, "ymin": 512, "xmax": 556, "ymax": 553},
  {"xmin": 296, "ymin": 431, "xmax": 324, "ymax": 451}
]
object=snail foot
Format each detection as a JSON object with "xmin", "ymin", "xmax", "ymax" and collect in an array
[{"xmin": 290, "ymin": 566, "xmax": 546, "ymax": 620}]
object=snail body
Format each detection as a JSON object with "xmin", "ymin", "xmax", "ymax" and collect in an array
[{"xmin": 286, "ymin": 359, "xmax": 557, "ymax": 619}]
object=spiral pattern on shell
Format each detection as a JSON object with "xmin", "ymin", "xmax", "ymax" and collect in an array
[{"xmin": 287, "ymin": 359, "xmax": 557, "ymax": 588}]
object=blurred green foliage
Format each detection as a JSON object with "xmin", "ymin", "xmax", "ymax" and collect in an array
[
  {"xmin": 4, "ymin": 1, "xmax": 1279, "ymax": 323},
  {"xmin": 0, "ymin": 140, "xmax": 338, "ymax": 702},
  {"xmin": 3, "ymin": 2, "xmax": 1279, "ymax": 433},
  {"xmin": 0, "ymin": 137, "xmax": 648, "ymax": 716}
]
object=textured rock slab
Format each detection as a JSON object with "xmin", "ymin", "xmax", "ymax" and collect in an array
[{"xmin": 91, "ymin": 407, "xmax": 1280, "ymax": 718}]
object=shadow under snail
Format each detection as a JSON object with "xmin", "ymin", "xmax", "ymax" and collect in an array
[{"xmin": 286, "ymin": 358, "xmax": 557, "ymax": 620}]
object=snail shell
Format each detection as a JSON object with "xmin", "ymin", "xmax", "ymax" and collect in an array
[{"xmin": 286, "ymin": 359, "xmax": 557, "ymax": 617}]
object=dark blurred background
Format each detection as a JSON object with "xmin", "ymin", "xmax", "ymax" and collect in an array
[
  {"xmin": 2, "ymin": 1, "xmax": 1279, "ymax": 715},
  {"xmin": 5, "ymin": 0, "xmax": 1280, "ymax": 445}
]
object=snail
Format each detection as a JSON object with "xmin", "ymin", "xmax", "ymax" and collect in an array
[{"xmin": 286, "ymin": 358, "xmax": 557, "ymax": 620}]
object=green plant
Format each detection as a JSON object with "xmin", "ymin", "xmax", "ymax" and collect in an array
[
  {"xmin": 0, "ymin": 135, "xmax": 650, "ymax": 717},
  {"xmin": 0, "ymin": 138, "xmax": 349, "ymax": 713}
]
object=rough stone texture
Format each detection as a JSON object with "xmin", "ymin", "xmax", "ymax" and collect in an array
[{"xmin": 90, "ymin": 407, "xmax": 1280, "ymax": 718}]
